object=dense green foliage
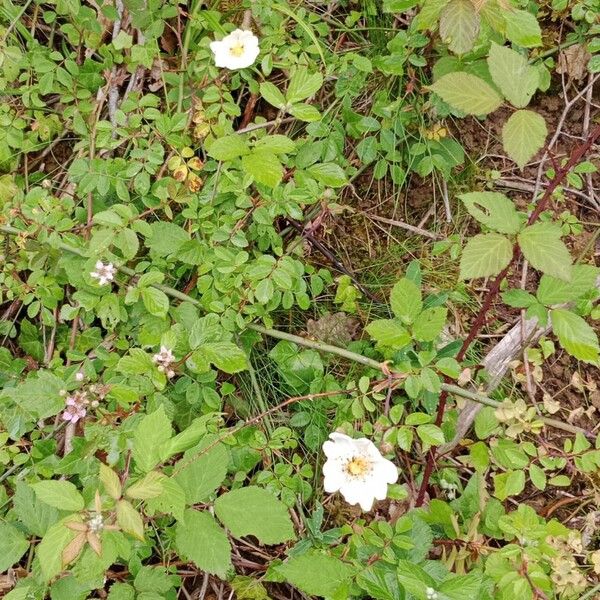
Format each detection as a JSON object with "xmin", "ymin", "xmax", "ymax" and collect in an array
[{"xmin": 0, "ymin": 0, "xmax": 599, "ymax": 598}]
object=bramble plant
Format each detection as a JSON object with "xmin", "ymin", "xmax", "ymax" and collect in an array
[{"xmin": 1, "ymin": 0, "xmax": 600, "ymax": 599}]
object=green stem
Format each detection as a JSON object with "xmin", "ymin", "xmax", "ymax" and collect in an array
[{"xmin": 0, "ymin": 224, "xmax": 588, "ymax": 437}]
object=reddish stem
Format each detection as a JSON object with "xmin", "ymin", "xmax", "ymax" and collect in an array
[{"xmin": 415, "ymin": 124, "xmax": 600, "ymax": 507}]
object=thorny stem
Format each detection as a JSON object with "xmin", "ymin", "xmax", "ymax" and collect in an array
[
  {"xmin": 0, "ymin": 224, "xmax": 588, "ymax": 441},
  {"xmin": 414, "ymin": 123, "xmax": 600, "ymax": 507}
]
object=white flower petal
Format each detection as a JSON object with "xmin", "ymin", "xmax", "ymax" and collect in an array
[
  {"xmin": 374, "ymin": 457, "xmax": 398, "ymax": 485},
  {"xmin": 323, "ymin": 461, "xmax": 344, "ymax": 493},
  {"xmin": 339, "ymin": 480, "xmax": 375, "ymax": 511}
]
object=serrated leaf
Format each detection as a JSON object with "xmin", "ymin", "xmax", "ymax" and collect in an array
[
  {"xmin": 286, "ymin": 70, "xmax": 323, "ymax": 103},
  {"xmin": 207, "ymin": 135, "xmax": 250, "ymax": 161},
  {"xmin": 277, "ymin": 551, "xmax": 355, "ymax": 598},
  {"xmin": 140, "ymin": 287, "xmax": 169, "ymax": 318},
  {"xmin": 145, "ymin": 477, "xmax": 186, "ymax": 522},
  {"xmin": 502, "ymin": 288, "xmax": 537, "ymax": 308},
  {"xmin": 126, "ymin": 471, "xmax": 166, "ymax": 500},
  {"xmin": 13, "ymin": 481, "xmax": 59, "ymax": 537},
  {"xmin": 390, "ymin": 278, "xmax": 422, "ymax": 323},
  {"xmin": 241, "ymin": 151, "xmax": 283, "ymax": 188},
  {"xmin": 518, "ymin": 222, "xmax": 572, "ymax": 281},
  {"xmin": 289, "ymin": 103, "xmax": 322, "ymax": 122},
  {"xmin": 459, "ymin": 233, "xmax": 513, "ymax": 279},
  {"xmin": 412, "ymin": 306, "xmax": 447, "ymax": 342},
  {"xmin": 502, "ymin": 109, "xmax": 547, "ymax": 168},
  {"xmin": 133, "ymin": 406, "xmax": 172, "ymax": 473},
  {"xmin": 417, "ymin": 424, "xmax": 445, "ymax": 450},
  {"xmin": 551, "ymin": 309, "xmax": 600, "ymax": 364},
  {"xmin": 439, "ymin": 0, "xmax": 480, "ymax": 55},
  {"xmin": 366, "ymin": 319, "xmax": 411, "ymax": 347},
  {"xmin": 201, "ymin": 341, "xmax": 248, "ymax": 373},
  {"xmin": 493, "ymin": 470, "xmax": 525, "ymax": 500},
  {"xmin": 0, "ymin": 522, "xmax": 29, "ymax": 572},
  {"xmin": 487, "ymin": 42, "xmax": 539, "ymax": 108},
  {"xmin": 38, "ymin": 519, "xmax": 78, "ymax": 581},
  {"xmin": 99, "ymin": 464, "xmax": 122, "ymax": 500},
  {"xmin": 174, "ymin": 437, "xmax": 229, "ymax": 503},
  {"xmin": 259, "ymin": 82, "xmax": 285, "ymax": 108},
  {"xmin": 175, "ymin": 509, "xmax": 232, "ymax": 577},
  {"xmin": 214, "ymin": 486, "xmax": 295, "ymax": 544},
  {"xmin": 529, "ymin": 463, "xmax": 547, "ymax": 491},
  {"xmin": 429, "ymin": 72, "xmax": 502, "ymax": 115},
  {"xmin": 116, "ymin": 500, "xmax": 145, "ymax": 540},
  {"xmin": 31, "ymin": 480, "xmax": 84, "ymax": 512},
  {"xmin": 306, "ymin": 162, "xmax": 347, "ymax": 187},
  {"xmin": 459, "ymin": 191, "xmax": 522, "ymax": 234},
  {"xmin": 504, "ymin": 9, "xmax": 542, "ymax": 48},
  {"xmin": 536, "ymin": 264, "xmax": 599, "ymax": 305}
]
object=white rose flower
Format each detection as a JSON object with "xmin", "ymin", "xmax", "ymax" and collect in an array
[
  {"xmin": 322, "ymin": 432, "xmax": 398, "ymax": 511},
  {"xmin": 90, "ymin": 260, "xmax": 116, "ymax": 286},
  {"xmin": 210, "ymin": 29, "xmax": 259, "ymax": 70}
]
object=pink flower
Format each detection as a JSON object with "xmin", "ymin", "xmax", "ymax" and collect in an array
[
  {"xmin": 90, "ymin": 261, "xmax": 116, "ymax": 286},
  {"xmin": 61, "ymin": 395, "xmax": 87, "ymax": 423}
]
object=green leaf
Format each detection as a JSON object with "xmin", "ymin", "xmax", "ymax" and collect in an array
[
  {"xmin": 289, "ymin": 103, "xmax": 322, "ymax": 122},
  {"xmin": 502, "ymin": 288, "xmax": 537, "ymax": 308},
  {"xmin": 286, "ymin": 70, "xmax": 323, "ymax": 103},
  {"xmin": 133, "ymin": 406, "xmax": 172, "ymax": 473},
  {"xmin": 31, "ymin": 480, "xmax": 84, "ymax": 512},
  {"xmin": 536, "ymin": 264, "xmax": 599, "ymax": 305},
  {"xmin": 366, "ymin": 319, "xmax": 411, "ymax": 347},
  {"xmin": 493, "ymin": 469, "xmax": 525, "ymax": 500},
  {"xmin": 417, "ymin": 423, "xmax": 445, "ymax": 450},
  {"xmin": 2, "ymin": 371, "xmax": 64, "ymax": 420},
  {"xmin": 145, "ymin": 477, "xmax": 186, "ymax": 522},
  {"xmin": 529, "ymin": 463, "xmax": 547, "ymax": 491},
  {"xmin": 0, "ymin": 522, "xmax": 29, "ymax": 572},
  {"xmin": 459, "ymin": 233, "xmax": 512, "ymax": 279},
  {"xmin": 146, "ymin": 222, "xmax": 189, "ymax": 257},
  {"xmin": 518, "ymin": 222, "xmax": 572, "ymax": 281},
  {"xmin": 99, "ymin": 464, "xmax": 122, "ymax": 500},
  {"xmin": 241, "ymin": 151, "xmax": 283, "ymax": 188},
  {"xmin": 175, "ymin": 509, "xmax": 232, "ymax": 578},
  {"xmin": 140, "ymin": 287, "xmax": 170, "ymax": 318},
  {"xmin": 254, "ymin": 135, "xmax": 295, "ymax": 154},
  {"xmin": 429, "ymin": 72, "xmax": 502, "ymax": 115},
  {"xmin": 306, "ymin": 163, "xmax": 348, "ymax": 187},
  {"xmin": 37, "ymin": 519, "xmax": 77, "ymax": 581},
  {"xmin": 502, "ymin": 109, "xmax": 547, "ymax": 168},
  {"xmin": 551, "ymin": 309, "xmax": 600, "ymax": 364},
  {"xmin": 504, "ymin": 9, "xmax": 542, "ymax": 48},
  {"xmin": 487, "ymin": 42, "xmax": 539, "ymax": 108},
  {"xmin": 439, "ymin": 572, "xmax": 483, "ymax": 600},
  {"xmin": 207, "ymin": 135, "xmax": 250, "ymax": 161},
  {"xmin": 459, "ymin": 191, "xmax": 521, "ymax": 234},
  {"xmin": 259, "ymin": 82, "xmax": 285, "ymax": 108},
  {"xmin": 277, "ymin": 551, "xmax": 355, "ymax": 597},
  {"xmin": 13, "ymin": 481, "xmax": 59, "ymax": 537},
  {"xmin": 390, "ymin": 278, "xmax": 422, "ymax": 323},
  {"xmin": 201, "ymin": 342, "xmax": 248, "ymax": 373},
  {"xmin": 126, "ymin": 471, "xmax": 166, "ymax": 500},
  {"xmin": 174, "ymin": 437, "xmax": 229, "ymax": 503},
  {"xmin": 396, "ymin": 560, "xmax": 436, "ymax": 597},
  {"xmin": 214, "ymin": 486, "xmax": 295, "ymax": 544},
  {"xmin": 116, "ymin": 500, "xmax": 145, "ymax": 540},
  {"xmin": 412, "ymin": 306, "xmax": 447, "ymax": 342},
  {"xmin": 439, "ymin": 0, "xmax": 480, "ymax": 55}
]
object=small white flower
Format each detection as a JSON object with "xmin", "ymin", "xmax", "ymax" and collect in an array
[
  {"xmin": 75, "ymin": 371, "xmax": 84, "ymax": 382},
  {"xmin": 322, "ymin": 432, "xmax": 398, "ymax": 511},
  {"xmin": 88, "ymin": 513, "xmax": 104, "ymax": 533},
  {"xmin": 210, "ymin": 29, "xmax": 259, "ymax": 70},
  {"xmin": 426, "ymin": 587, "xmax": 439, "ymax": 600},
  {"xmin": 90, "ymin": 260, "xmax": 116, "ymax": 286}
]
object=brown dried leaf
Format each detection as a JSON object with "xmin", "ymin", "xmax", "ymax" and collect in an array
[{"xmin": 62, "ymin": 532, "xmax": 86, "ymax": 567}]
